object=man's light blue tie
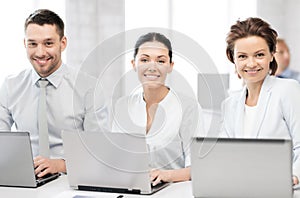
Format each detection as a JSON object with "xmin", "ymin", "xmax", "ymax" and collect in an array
[{"xmin": 38, "ymin": 79, "xmax": 50, "ymax": 157}]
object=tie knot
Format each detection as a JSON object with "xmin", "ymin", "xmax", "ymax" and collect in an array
[{"xmin": 38, "ymin": 79, "xmax": 49, "ymax": 88}]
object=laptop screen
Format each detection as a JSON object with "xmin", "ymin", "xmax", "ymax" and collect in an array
[
  {"xmin": 191, "ymin": 137, "xmax": 293, "ymax": 198},
  {"xmin": 0, "ymin": 132, "xmax": 38, "ymax": 187},
  {"xmin": 63, "ymin": 131, "xmax": 158, "ymax": 194},
  {"xmin": 0, "ymin": 131, "xmax": 60, "ymax": 187}
]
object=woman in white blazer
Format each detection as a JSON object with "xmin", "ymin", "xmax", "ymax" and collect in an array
[{"xmin": 223, "ymin": 17, "xmax": 300, "ymax": 185}]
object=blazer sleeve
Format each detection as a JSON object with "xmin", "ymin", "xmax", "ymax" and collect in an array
[{"xmin": 281, "ymin": 80, "xmax": 300, "ymax": 178}]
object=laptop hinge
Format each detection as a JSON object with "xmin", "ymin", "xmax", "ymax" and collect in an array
[{"xmin": 78, "ymin": 185, "xmax": 141, "ymax": 194}]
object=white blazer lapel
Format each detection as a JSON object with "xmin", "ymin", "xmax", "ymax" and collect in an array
[
  {"xmin": 252, "ymin": 75, "xmax": 272, "ymax": 137},
  {"xmin": 234, "ymin": 87, "xmax": 247, "ymax": 138}
]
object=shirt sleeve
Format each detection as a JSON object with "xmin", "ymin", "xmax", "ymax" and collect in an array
[
  {"xmin": 179, "ymin": 98, "xmax": 205, "ymax": 168},
  {"xmin": 0, "ymin": 78, "xmax": 13, "ymax": 130},
  {"xmin": 83, "ymin": 86, "xmax": 109, "ymax": 132}
]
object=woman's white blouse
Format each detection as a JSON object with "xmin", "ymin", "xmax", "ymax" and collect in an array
[
  {"xmin": 243, "ymin": 104, "xmax": 258, "ymax": 138},
  {"xmin": 112, "ymin": 88, "xmax": 204, "ymax": 170}
]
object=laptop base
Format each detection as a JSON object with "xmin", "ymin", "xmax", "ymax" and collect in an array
[
  {"xmin": 77, "ymin": 182, "xmax": 169, "ymax": 195},
  {"xmin": 36, "ymin": 173, "xmax": 61, "ymax": 187},
  {"xmin": 79, "ymin": 185, "xmax": 141, "ymax": 194}
]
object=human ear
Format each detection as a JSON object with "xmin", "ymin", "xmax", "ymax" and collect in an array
[
  {"xmin": 131, "ymin": 59, "xmax": 136, "ymax": 71},
  {"xmin": 167, "ymin": 62, "xmax": 174, "ymax": 73},
  {"xmin": 61, "ymin": 36, "xmax": 67, "ymax": 52}
]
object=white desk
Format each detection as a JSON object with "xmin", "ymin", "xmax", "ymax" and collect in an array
[
  {"xmin": 1, "ymin": 174, "xmax": 300, "ymax": 198},
  {"xmin": 0, "ymin": 174, "xmax": 69, "ymax": 198}
]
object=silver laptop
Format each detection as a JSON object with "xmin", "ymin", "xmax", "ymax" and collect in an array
[
  {"xmin": 62, "ymin": 130, "xmax": 169, "ymax": 195},
  {"xmin": 191, "ymin": 137, "xmax": 293, "ymax": 198},
  {"xmin": 0, "ymin": 131, "xmax": 60, "ymax": 188}
]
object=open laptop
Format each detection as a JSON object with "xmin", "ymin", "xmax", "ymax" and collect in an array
[
  {"xmin": 0, "ymin": 131, "xmax": 60, "ymax": 188},
  {"xmin": 191, "ymin": 137, "xmax": 293, "ymax": 198},
  {"xmin": 62, "ymin": 130, "xmax": 169, "ymax": 195}
]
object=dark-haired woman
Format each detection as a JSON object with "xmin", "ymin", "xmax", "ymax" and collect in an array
[{"xmin": 113, "ymin": 32, "xmax": 204, "ymax": 185}]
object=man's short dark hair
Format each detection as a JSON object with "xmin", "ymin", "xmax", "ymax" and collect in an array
[{"xmin": 24, "ymin": 9, "xmax": 64, "ymax": 39}]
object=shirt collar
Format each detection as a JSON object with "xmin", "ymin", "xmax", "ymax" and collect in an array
[
  {"xmin": 140, "ymin": 87, "xmax": 172, "ymax": 104},
  {"xmin": 32, "ymin": 63, "xmax": 69, "ymax": 88}
]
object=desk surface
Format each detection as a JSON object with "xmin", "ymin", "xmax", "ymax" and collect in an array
[{"xmin": 1, "ymin": 174, "xmax": 300, "ymax": 198}]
